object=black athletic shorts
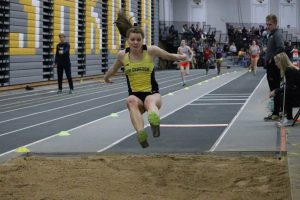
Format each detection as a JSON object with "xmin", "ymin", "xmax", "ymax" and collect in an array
[{"xmin": 129, "ymin": 91, "xmax": 159, "ymax": 103}]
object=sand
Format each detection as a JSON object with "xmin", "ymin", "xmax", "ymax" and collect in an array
[{"xmin": 0, "ymin": 154, "xmax": 291, "ymax": 200}]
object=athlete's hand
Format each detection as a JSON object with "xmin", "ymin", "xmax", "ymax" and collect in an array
[
  {"xmin": 104, "ymin": 77, "xmax": 113, "ymax": 83},
  {"xmin": 178, "ymin": 54, "xmax": 187, "ymax": 61},
  {"xmin": 269, "ymin": 90, "xmax": 276, "ymax": 97}
]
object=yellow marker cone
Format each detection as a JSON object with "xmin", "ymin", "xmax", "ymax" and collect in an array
[
  {"xmin": 57, "ymin": 131, "xmax": 71, "ymax": 136},
  {"xmin": 110, "ymin": 113, "xmax": 119, "ymax": 117},
  {"xmin": 16, "ymin": 147, "xmax": 30, "ymax": 153}
]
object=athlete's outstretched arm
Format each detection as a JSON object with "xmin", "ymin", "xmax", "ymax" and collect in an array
[
  {"xmin": 149, "ymin": 46, "xmax": 186, "ymax": 61},
  {"xmin": 104, "ymin": 51, "xmax": 124, "ymax": 83}
]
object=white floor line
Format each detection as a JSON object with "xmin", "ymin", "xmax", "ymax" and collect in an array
[
  {"xmin": 0, "ymin": 73, "xmax": 140, "ymax": 99},
  {"xmin": 97, "ymin": 132, "xmax": 136, "ymax": 153},
  {"xmin": 0, "ymin": 98, "xmax": 126, "ymax": 137},
  {"xmin": 196, "ymin": 99, "xmax": 247, "ymax": 101},
  {"xmin": 0, "ymin": 91, "xmax": 126, "ymax": 124},
  {"xmin": 190, "ymin": 103, "xmax": 244, "ymax": 106},
  {"xmin": 207, "ymin": 93, "xmax": 251, "ymax": 96},
  {"xmin": 209, "ymin": 74, "xmax": 266, "ymax": 152},
  {"xmin": 0, "ymin": 83, "xmax": 123, "ymax": 108},
  {"xmin": 160, "ymin": 124, "xmax": 228, "ymax": 128},
  {"xmin": 0, "ymin": 72, "xmax": 178, "ymax": 100},
  {"xmin": 202, "ymin": 96, "xmax": 249, "ymax": 98},
  {"xmin": 0, "ymin": 73, "xmax": 187, "ymax": 113},
  {"xmin": 0, "ymin": 72, "xmax": 198, "ymax": 109}
]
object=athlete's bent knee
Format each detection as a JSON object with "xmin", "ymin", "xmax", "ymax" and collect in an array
[{"xmin": 127, "ymin": 95, "xmax": 140, "ymax": 106}]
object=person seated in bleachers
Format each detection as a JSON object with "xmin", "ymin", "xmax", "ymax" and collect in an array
[
  {"xmin": 270, "ymin": 52, "xmax": 300, "ymax": 126},
  {"xmin": 228, "ymin": 42, "xmax": 237, "ymax": 63},
  {"xmin": 238, "ymin": 48, "xmax": 247, "ymax": 67}
]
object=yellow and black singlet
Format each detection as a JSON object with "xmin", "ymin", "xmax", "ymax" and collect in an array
[{"xmin": 123, "ymin": 45, "xmax": 159, "ymax": 95}]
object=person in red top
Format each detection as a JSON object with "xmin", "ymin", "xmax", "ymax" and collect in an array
[{"xmin": 203, "ymin": 46, "xmax": 213, "ymax": 75}]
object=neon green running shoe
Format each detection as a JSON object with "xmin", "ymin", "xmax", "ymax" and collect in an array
[
  {"xmin": 137, "ymin": 130, "xmax": 149, "ymax": 148},
  {"xmin": 148, "ymin": 112, "xmax": 160, "ymax": 137}
]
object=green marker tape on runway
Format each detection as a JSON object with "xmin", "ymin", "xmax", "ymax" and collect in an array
[
  {"xmin": 288, "ymin": 152, "xmax": 299, "ymax": 156},
  {"xmin": 57, "ymin": 131, "xmax": 71, "ymax": 136},
  {"xmin": 168, "ymin": 93, "xmax": 174, "ymax": 95},
  {"xmin": 110, "ymin": 113, "xmax": 119, "ymax": 117},
  {"xmin": 16, "ymin": 147, "xmax": 30, "ymax": 153}
]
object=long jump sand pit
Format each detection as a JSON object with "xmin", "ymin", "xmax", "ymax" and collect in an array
[{"xmin": 0, "ymin": 153, "xmax": 291, "ymax": 200}]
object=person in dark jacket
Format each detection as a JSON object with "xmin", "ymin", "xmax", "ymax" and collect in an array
[
  {"xmin": 54, "ymin": 33, "xmax": 74, "ymax": 94},
  {"xmin": 270, "ymin": 52, "xmax": 300, "ymax": 126},
  {"xmin": 264, "ymin": 14, "xmax": 285, "ymax": 121}
]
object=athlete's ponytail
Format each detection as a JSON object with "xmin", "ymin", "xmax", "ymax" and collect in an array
[{"xmin": 115, "ymin": 10, "xmax": 133, "ymax": 38}]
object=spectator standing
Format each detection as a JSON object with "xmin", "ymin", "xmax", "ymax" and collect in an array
[
  {"xmin": 54, "ymin": 33, "xmax": 74, "ymax": 94},
  {"xmin": 264, "ymin": 14, "xmax": 285, "ymax": 121}
]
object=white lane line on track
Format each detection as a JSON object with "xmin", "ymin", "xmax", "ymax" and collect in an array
[
  {"xmin": 0, "ymin": 73, "xmax": 209, "ymax": 137},
  {"xmin": 0, "ymin": 72, "xmax": 175, "ymax": 100},
  {"xmin": 0, "ymin": 86, "xmax": 125, "ymax": 114},
  {"xmin": 0, "ymin": 73, "xmax": 184, "ymax": 113},
  {"xmin": 0, "ymin": 91, "xmax": 126, "ymax": 124},
  {"xmin": 196, "ymin": 99, "xmax": 247, "ymax": 101},
  {"xmin": 0, "ymin": 83, "xmax": 122, "ymax": 108},
  {"xmin": 209, "ymin": 74, "xmax": 266, "ymax": 152},
  {"xmin": 0, "ymin": 76, "xmax": 128, "ymax": 100},
  {"xmin": 0, "ymin": 98, "xmax": 126, "ymax": 137},
  {"xmin": 0, "ymin": 72, "xmax": 190, "ymax": 109},
  {"xmin": 207, "ymin": 93, "xmax": 251, "ymax": 96},
  {"xmin": 160, "ymin": 124, "xmax": 228, "ymax": 128},
  {"xmin": 202, "ymin": 96, "xmax": 249, "ymax": 98},
  {"xmin": 190, "ymin": 103, "xmax": 244, "ymax": 106}
]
